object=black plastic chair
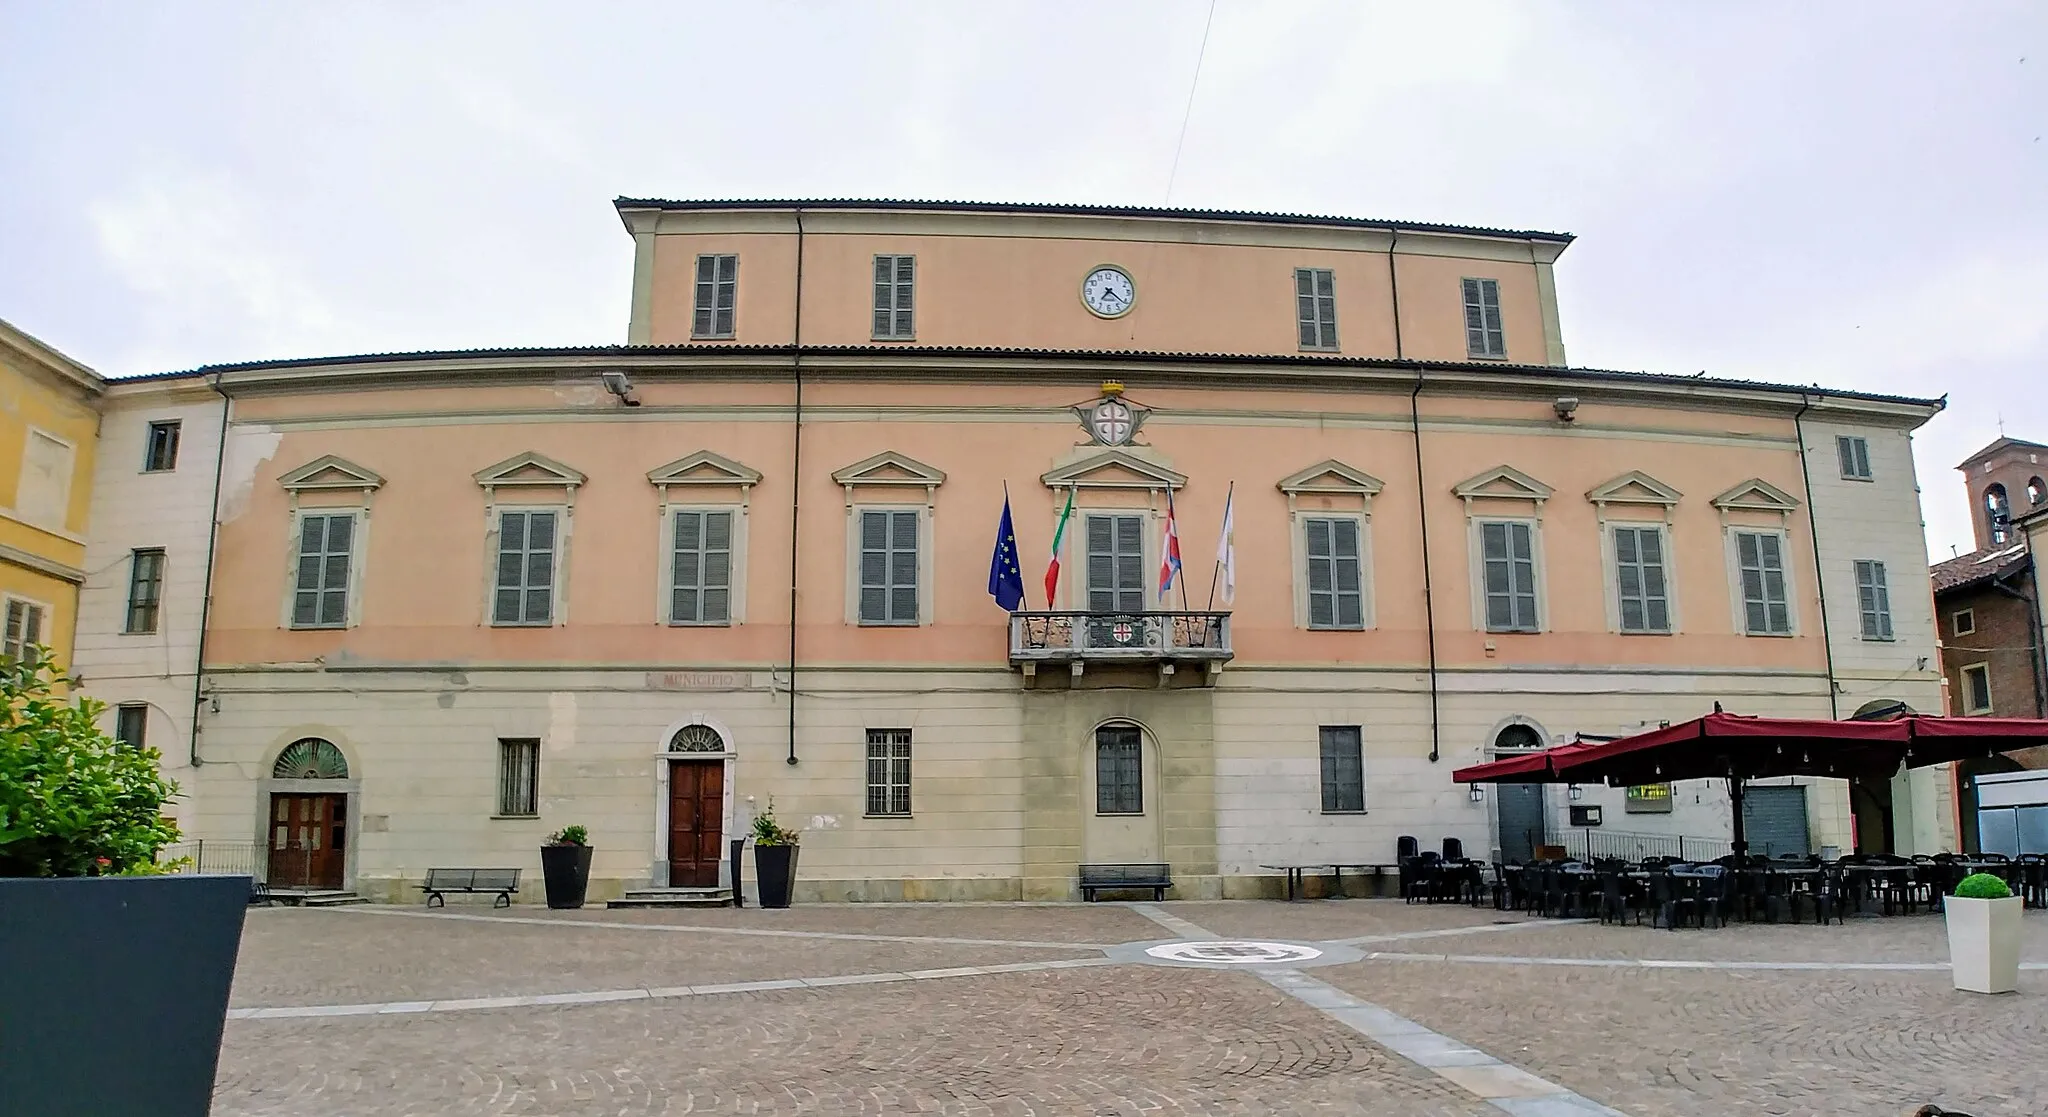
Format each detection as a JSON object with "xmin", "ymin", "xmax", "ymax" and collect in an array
[{"xmin": 1441, "ymin": 837, "xmax": 1465, "ymax": 862}]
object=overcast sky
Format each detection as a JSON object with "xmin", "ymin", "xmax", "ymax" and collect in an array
[{"xmin": 2, "ymin": 2, "xmax": 2041, "ymax": 556}]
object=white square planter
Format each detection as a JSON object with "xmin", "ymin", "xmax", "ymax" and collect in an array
[{"xmin": 1945, "ymin": 894, "xmax": 2022, "ymax": 994}]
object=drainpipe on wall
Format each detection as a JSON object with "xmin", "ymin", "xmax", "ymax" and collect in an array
[
  {"xmin": 1990, "ymin": 572, "xmax": 2048, "ymax": 718},
  {"xmin": 785, "ymin": 210, "xmax": 807, "ymax": 767},
  {"xmin": 189, "ymin": 375, "xmax": 230, "ymax": 768},
  {"xmin": 1390, "ymin": 230, "xmax": 1440, "ymax": 765},
  {"xmin": 1792, "ymin": 395, "xmax": 1840, "ymax": 718}
]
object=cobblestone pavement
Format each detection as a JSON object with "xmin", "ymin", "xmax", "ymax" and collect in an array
[{"xmin": 214, "ymin": 900, "xmax": 2048, "ymax": 1116}]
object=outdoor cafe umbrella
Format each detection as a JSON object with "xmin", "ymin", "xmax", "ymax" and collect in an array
[{"xmin": 1452, "ymin": 711, "xmax": 2048, "ymax": 857}]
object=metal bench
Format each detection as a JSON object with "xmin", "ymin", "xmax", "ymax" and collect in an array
[
  {"xmin": 249, "ymin": 877, "xmax": 275, "ymax": 907},
  {"xmin": 420, "ymin": 868, "xmax": 521, "ymax": 908},
  {"xmin": 1079, "ymin": 863, "xmax": 1172, "ymax": 902}
]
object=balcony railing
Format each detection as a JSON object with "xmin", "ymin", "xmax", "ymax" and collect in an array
[{"xmin": 1008, "ymin": 610, "xmax": 1232, "ymax": 675}]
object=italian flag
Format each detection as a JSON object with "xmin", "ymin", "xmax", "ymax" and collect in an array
[{"xmin": 1044, "ymin": 487, "xmax": 1075, "ymax": 608}]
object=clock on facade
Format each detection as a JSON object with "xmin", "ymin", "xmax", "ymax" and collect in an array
[{"xmin": 1080, "ymin": 266, "xmax": 1135, "ymax": 319}]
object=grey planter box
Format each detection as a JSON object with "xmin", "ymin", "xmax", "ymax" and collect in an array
[{"xmin": 0, "ymin": 874, "xmax": 250, "ymax": 1117}]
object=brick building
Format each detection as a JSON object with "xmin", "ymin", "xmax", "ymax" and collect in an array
[{"xmin": 1933, "ymin": 436, "xmax": 2048, "ymax": 849}]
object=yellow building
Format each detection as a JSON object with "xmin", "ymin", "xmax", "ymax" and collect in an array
[{"xmin": 0, "ymin": 320, "xmax": 104, "ymax": 672}]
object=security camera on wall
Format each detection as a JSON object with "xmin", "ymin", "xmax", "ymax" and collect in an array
[{"xmin": 1553, "ymin": 396, "xmax": 1579, "ymax": 422}]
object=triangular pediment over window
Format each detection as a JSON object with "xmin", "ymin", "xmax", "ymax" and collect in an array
[
  {"xmin": 831, "ymin": 451, "xmax": 946, "ymax": 488},
  {"xmin": 1710, "ymin": 478, "xmax": 1800, "ymax": 514},
  {"xmin": 1451, "ymin": 465, "xmax": 1554, "ymax": 504},
  {"xmin": 473, "ymin": 451, "xmax": 586, "ymax": 491},
  {"xmin": 1586, "ymin": 470, "xmax": 1682, "ymax": 508},
  {"xmin": 832, "ymin": 451, "xmax": 945, "ymax": 507},
  {"xmin": 1278, "ymin": 460, "xmax": 1384, "ymax": 498},
  {"xmin": 646, "ymin": 450, "xmax": 763, "ymax": 489},
  {"xmin": 1040, "ymin": 450, "xmax": 1186, "ymax": 491},
  {"xmin": 278, "ymin": 455, "xmax": 384, "ymax": 494}
]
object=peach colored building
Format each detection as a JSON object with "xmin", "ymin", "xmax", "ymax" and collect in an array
[{"xmin": 122, "ymin": 200, "xmax": 1949, "ymax": 901}]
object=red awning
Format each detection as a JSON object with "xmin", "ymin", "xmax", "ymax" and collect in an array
[{"xmin": 1452, "ymin": 712, "xmax": 2048, "ymax": 786}]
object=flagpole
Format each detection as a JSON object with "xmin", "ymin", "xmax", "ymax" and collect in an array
[
  {"xmin": 1205, "ymin": 481, "xmax": 1232, "ymax": 611},
  {"xmin": 1168, "ymin": 487, "xmax": 1190, "ymax": 613}
]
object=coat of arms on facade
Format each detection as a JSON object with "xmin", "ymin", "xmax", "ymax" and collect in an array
[{"xmin": 1075, "ymin": 382, "xmax": 1149, "ymax": 447}]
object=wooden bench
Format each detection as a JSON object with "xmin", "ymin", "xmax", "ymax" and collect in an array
[
  {"xmin": 420, "ymin": 868, "xmax": 521, "ymax": 908},
  {"xmin": 1079, "ymin": 863, "xmax": 1172, "ymax": 902}
]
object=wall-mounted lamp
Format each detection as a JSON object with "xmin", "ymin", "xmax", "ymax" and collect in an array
[
  {"xmin": 1567, "ymin": 783, "xmax": 1583, "ymax": 801},
  {"xmin": 1468, "ymin": 785, "xmax": 1485, "ymax": 803}
]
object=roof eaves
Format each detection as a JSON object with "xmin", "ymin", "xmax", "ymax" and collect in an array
[
  {"xmin": 180, "ymin": 343, "xmax": 1945, "ymax": 412},
  {"xmin": 611, "ymin": 196, "xmax": 1576, "ymax": 244}
]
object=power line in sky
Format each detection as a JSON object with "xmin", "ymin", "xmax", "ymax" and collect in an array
[{"xmin": 1163, "ymin": 0, "xmax": 1218, "ymax": 205}]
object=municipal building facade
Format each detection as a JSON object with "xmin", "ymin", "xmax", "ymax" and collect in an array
[{"xmin": 78, "ymin": 200, "xmax": 1952, "ymax": 901}]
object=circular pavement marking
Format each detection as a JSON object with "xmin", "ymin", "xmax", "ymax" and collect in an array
[{"xmin": 1113, "ymin": 938, "xmax": 1362, "ymax": 969}]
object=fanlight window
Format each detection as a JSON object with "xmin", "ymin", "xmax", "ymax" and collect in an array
[
  {"xmin": 1494, "ymin": 724, "xmax": 1544, "ymax": 752},
  {"xmin": 272, "ymin": 738, "xmax": 348, "ymax": 779},
  {"xmin": 669, "ymin": 724, "xmax": 725, "ymax": 753}
]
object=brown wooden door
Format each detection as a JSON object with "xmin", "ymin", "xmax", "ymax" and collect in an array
[
  {"xmin": 268, "ymin": 793, "xmax": 346, "ymax": 889},
  {"xmin": 667, "ymin": 760, "xmax": 724, "ymax": 887}
]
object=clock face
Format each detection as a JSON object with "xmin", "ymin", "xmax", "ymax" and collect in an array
[{"xmin": 1081, "ymin": 266, "xmax": 1135, "ymax": 319}]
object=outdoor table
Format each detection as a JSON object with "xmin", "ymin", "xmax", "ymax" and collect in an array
[
  {"xmin": 1840, "ymin": 864, "xmax": 1918, "ymax": 915},
  {"xmin": 1260, "ymin": 863, "xmax": 1396, "ymax": 902}
]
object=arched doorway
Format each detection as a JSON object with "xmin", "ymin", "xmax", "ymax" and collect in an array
[
  {"xmin": 1491, "ymin": 723, "xmax": 1548, "ymax": 863},
  {"xmin": 662, "ymin": 723, "xmax": 729, "ymax": 887},
  {"xmin": 266, "ymin": 738, "xmax": 351, "ymax": 889}
]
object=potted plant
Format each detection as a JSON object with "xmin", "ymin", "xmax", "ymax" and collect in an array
[
  {"xmin": 751, "ymin": 801, "xmax": 801, "ymax": 909},
  {"xmin": 1945, "ymin": 872, "xmax": 2022, "ymax": 994},
  {"xmin": 0, "ymin": 654, "xmax": 247, "ymax": 1117},
  {"xmin": 540, "ymin": 825, "xmax": 592, "ymax": 909}
]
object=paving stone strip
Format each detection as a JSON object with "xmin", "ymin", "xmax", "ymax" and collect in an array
[
  {"xmin": 1322, "ymin": 919, "xmax": 1598, "ymax": 947},
  {"xmin": 1152, "ymin": 908, "xmax": 1637, "ymax": 1117},
  {"xmin": 1129, "ymin": 903, "xmax": 1220, "ymax": 940},
  {"xmin": 334, "ymin": 904, "xmax": 1115, "ymax": 951},
  {"xmin": 1360, "ymin": 949, "xmax": 2048, "ymax": 972},
  {"xmin": 228, "ymin": 956, "xmax": 1123, "ymax": 1021}
]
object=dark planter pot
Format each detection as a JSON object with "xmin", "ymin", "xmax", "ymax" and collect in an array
[
  {"xmin": 0, "ymin": 874, "xmax": 249, "ymax": 1117},
  {"xmin": 755, "ymin": 844, "xmax": 799, "ymax": 908},
  {"xmin": 540, "ymin": 843, "xmax": 593, "ymax": 909}
]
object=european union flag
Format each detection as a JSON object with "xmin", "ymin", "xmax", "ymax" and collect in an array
[{"xmin": 988, "ymin": 493, "xmax": 1025, "ymax": 612}]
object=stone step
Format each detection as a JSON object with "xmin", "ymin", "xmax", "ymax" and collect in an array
[
  {"xmin": 607, "ymin": 887, "xmax": 734, "ymax": 909},
  {"xmin": 270, "ymin": 889, "xmax": 368, "ymax": 907}
]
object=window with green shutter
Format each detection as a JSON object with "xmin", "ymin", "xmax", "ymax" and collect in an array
[
  {"xmin": 292, "ymin": 513, "xmax": 355, "ymax": 629},
  {"xmin": 670, "ymin": 509, "xmax": 733, "ymax": 625},
  {"xmin": 1734, "ymin": 530, "xmax": 1791, "ymax": 635},
  {"xmin": 1480, "ymin": 521, "xmax": 1538, "ymax": 632},
  {"xmin": 858, "ymin": 510, "xmax": 919, "ymax": 625},
  {"xmin": 1295, "ymin": 267, "xmax": 1338, "ymax": 350},
  {"xmin": 493, "ymin": 510, "xmax": 557, "ymax": 626},
  {"xmin": 1085, "ymin": 514, "xmax": 1145, "ymax": 613},
  {"xmin": 1854, "ymin": 559, "xmax": 1893, "ymax": 640},
  {"xmin": 1304, "ymin": 517, "xmax": 1363, "ymax": 629},
  {"xmin": 1462, "ymin": 277, "xmax": 1506, "ymax": 358},
  {"xmin": 872, "ymin": 255, "xmax": 915, "ymax": 339},
  {"xmin": 692, "ymin": 254, "xmax": 737, "ymax": 338},
  {"xmin": 1612, "ymin": 525, "xmax": 1671, "ymax": 634}
]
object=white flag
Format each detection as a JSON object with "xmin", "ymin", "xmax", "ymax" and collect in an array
[{"xmin": 1214, "ymin": 485, "xmax": 1235, "ymax": 605}]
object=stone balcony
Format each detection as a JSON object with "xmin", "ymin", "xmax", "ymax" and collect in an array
[{"xmin": 1007, "ymin": 610, "xmax": 1233, "ymax": 682}]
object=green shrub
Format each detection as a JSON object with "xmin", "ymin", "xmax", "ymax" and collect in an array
[
  {"xmin": 547, "ymin": 825, "xmax": 588, "ymax": 846},
  {"xmin": 1953, "ymin": 872, "xmax": 2012, "ymax": 900},
  {"xmin": 751, "ymin": 800, "xmax": 800, "ymax": 847},
  {"xmin": 0, "ymin": 654, "xmax": 180, "ymax": 876}
]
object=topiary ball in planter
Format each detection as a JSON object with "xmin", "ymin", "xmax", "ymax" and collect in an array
[
  {"xmin": 1953, "ymin": 872, "xmax": 2012, "ymax": 900},
  {"xmin": 1946, "ymin": 872, "xmax": 2021, "ymax": 994}
]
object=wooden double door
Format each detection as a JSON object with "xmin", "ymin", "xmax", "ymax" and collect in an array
[
  {"xmin": 667, "ymin": 760, "xmax": 725, "ymax": 887},
  {"xmin": 268, "ymin": 793, "xmax": 347, "ymax": 889}
]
